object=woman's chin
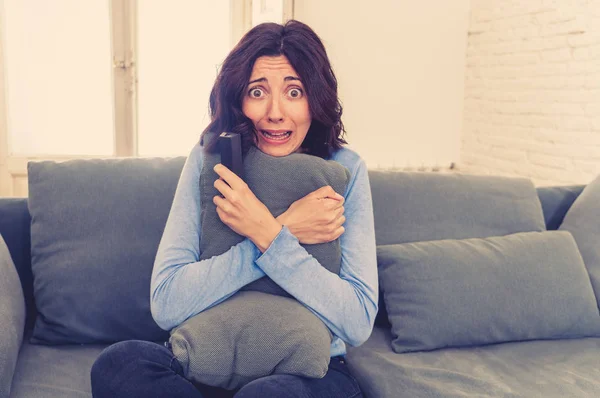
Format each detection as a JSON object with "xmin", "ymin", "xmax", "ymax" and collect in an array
[{"xmin": 257, "ymin": 143, "xmax": 296, "ymax": 157}]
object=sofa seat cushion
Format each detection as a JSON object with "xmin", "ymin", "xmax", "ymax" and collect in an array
[
  {"xmin": 346, "ymin": 327, "xmax": 600, "ymax": 398},
  {"xmin": 9, "ymin": 342, "xmax": 108, "ymax": 398}
]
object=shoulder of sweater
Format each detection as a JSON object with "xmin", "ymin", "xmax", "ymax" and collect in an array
[
  {"xmin": 330, "ymin": 146, "xmax": 364, "ymax": 174},
  {"xmin": 185, "ymin": 143, "xmax": 205, "ymax": 172},
  {"xmin": 188, "ymin": 142, "xmax": 204, "ymax": 161}
]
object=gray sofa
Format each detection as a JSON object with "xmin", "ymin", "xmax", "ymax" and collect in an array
[{"xmin": 1, "ymin": 155, "xmax": 599, "ymax": 398}]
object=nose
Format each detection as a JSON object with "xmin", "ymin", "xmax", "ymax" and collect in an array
[{"xmin": 267, "ymin": 96, "xmax": 284, "ymax": 123}]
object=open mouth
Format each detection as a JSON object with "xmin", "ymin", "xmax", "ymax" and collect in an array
[{"xmin": 260, "ymin": 130, "xmax": 292, "ymax": 141}]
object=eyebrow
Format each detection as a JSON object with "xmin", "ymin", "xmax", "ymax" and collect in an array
[{"xmin": 248, "ymin": 76, "xmax": 302, "ymax": 84}]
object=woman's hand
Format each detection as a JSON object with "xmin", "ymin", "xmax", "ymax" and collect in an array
[
  {"xmin": 213, "ymin": 164, "xmax": 282, "ymax": 252},
  {"xmin": 277, "ymin": 185, "xmax": 346, "ymax": 245}
]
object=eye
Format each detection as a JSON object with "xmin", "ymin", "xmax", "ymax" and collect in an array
[
  {"xmin": 248, "ymin": 88, "xmax": 264, "ymax": 98},
  {"xmin": 288, "ymin": 88, "xmax": 304, "ymax": 99}
]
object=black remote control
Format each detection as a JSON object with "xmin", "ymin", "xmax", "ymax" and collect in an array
[{"xmin": 218, "ymin": 132, "xmax": 244, "ymax": 180}]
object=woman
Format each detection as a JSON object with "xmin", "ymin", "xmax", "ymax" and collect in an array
[{"xmin": 91, "ymin": 20, "xmax": 377, "ymax": 398}]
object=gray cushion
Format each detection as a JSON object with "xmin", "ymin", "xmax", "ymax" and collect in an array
[
  {"xmin": 0, "ymin": 234, "xmax": 25, "ymax": 398},
  {"xmin": 346, "ymin": 327, "xmax": 600, "ymax": 398},
  {"xmin": 171, "ymin": 291, "xmax": 332, "ymax": 390},
  {"xmin": 27, "ymin": 157, "xmax": 186, "ymax": 344},
  {"xmin": 368, "ymin": 171, "xmax": 546, "ymax": 245},
  {"xmin": 378, "ymin": 231, "xmax": 600, "ymax": 353},
  {"xmin": 170, "ymin": 144, "xmax": 349, "ymax": 390},
  {"xmin": 10, "ymin": 341, "xmax": 107, "ymax": 398},
  {"xmin": 560, "ymin": 175, "xmax": 600, "ymax": 307},
  {"xmin": 200, "ymin": 144, "xmax": 349, "ymax": 294}
]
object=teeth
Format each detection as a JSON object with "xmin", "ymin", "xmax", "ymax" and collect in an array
[{"xmin": 262, "ymin": 131, "xmax": 291, "ymax": 140}]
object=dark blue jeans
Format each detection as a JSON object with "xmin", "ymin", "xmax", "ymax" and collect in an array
[{"xmin": 91, "ymin": 340, "xmax": 363, "ymax": 398}]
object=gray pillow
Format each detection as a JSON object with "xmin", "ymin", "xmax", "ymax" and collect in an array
[
  {"xmin": 200, "ymin": 144, "xmax": 348, "ymax": 294},
  {"xmin": 559, "ymin": 175, "xmax": 600, "ymax": 306},
  {"xmin": 171, "ymin": 291, "xmax": 332, "ymax": 390},
  {"xmin": 0, "ymin": 234, "xmax": 25, "ymax": 397},
  {"xmin": 170, "ymin": 144, "xmax": 350, "ymax": 389},
  {"xmin": 27, "ymin": 157, "xmax": 186, "ymax": 344},
  {"xmin": 378, "ymin": 231, "xmax": 600, "ymax": 353}
]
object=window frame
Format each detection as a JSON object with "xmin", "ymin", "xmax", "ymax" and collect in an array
[{"xmin": 0, "ymin": 0, "xmax": 291, "ymax": 196}]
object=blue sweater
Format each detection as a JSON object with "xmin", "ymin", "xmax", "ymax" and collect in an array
[{"xmin": 150, "ymin": 143, "xmax": 378, "ymax": 357}]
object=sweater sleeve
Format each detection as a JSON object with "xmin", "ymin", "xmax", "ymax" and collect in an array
[
  {"xmin": 150, "ymin": 144, "xmax": 266, "ymax": 331},
  {"xmin": 255, "ymin": 157, "xmax": 379, "ymax": 347}
]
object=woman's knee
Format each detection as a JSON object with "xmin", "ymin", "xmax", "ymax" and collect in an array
[
  {"xmin": 91, "ymin": 340, "xmax": 173, "ymax": 395},
  {"xmin": 92, "ymin": 340, "xmax": 144, "ymax": 376}
]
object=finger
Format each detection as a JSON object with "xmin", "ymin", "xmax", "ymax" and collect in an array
[
  {"xmin": 324, "ymin": 225, "xmax": 345, "ymax": 243},
  {"xmin": 327, "ymin": 192, "xmax": 345, "ymax": 201},
  {"xmin": 213, "ymin": 195, "xmax": 231, "ymax": 214},
  {"xmin": 215, "ymin": 204, "xmax": 224, "ymax": 221},
  {"xmin": 312, "ymin": 185, "xmax": 336, "ymax": 198},
  {"xmin": 324, "ymin": 198, "xmax": 344, "ymax": 210},
  {"xmin": 214, "ymin": 163, "xmax": 246, "ymax": 191},
  {"xmin": 334, "ymin": 226, "xmax": 345, "ymax": 240},
  {"xmin": 320, "ymin": 185, "xmax": 344, "ymax": 202},
  {"xmin": 325, "ymin": 208, "xmax": 344, "ymax": 225},
  {"xmin": 323, "ymin": 185, "xmax": 344, "ymax": 200},
  {"xmin": 214, "ymin": 178, "xmax": 235, "ymax": 200}
]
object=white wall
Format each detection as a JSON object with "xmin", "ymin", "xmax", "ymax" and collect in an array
[
  {"xmin": 294, "ymin": 0, "xmax": 471, "ymax": 169},
  {"xmin": 462, "ymin": 0, "xmax": 600, "ymax": 186}
]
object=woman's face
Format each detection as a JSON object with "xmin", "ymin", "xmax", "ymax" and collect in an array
[{"xmin": 242, "ymin": 55, "xmax": 312, "ymax": 157}]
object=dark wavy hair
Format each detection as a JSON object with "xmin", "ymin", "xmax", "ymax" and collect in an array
[{"xmin": 200, "ymin": 20, "xmax": 347, "ymax": 159}]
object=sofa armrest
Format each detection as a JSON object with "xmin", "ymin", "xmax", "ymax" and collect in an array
[{"xmin": 0, "ymin": 234, "xmax": 25, "ymax": 398}]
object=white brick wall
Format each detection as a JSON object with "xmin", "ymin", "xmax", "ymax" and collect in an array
[{"xmin": 461, "ymin": 0, "xmax": 600, "ymax": 186}]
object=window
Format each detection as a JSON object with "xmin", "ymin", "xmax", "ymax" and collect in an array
[
  {"xmin": 3, "ymin": 0, "xmax": 114, "ymax": 156},
  {"xmin": 1, "ymin": 0, "xmax": 290, "ymax": 159},
  {"xmin": 137, "ymin": 1, "xmax": 232, "ymax": 156}
]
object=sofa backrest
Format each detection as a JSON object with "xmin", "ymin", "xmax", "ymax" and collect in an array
[
  {"xmin": 0, "ymin": 170, "xmax": 587, "ymax": 335},
  {"xmin": 368, "ymin": 170, "xmax": 549, "ymax": 246},
  {"xmin": 536, "ymin": 185, "xmax": 585, "ymax": 230}
]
